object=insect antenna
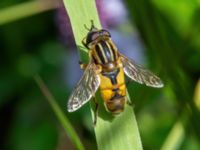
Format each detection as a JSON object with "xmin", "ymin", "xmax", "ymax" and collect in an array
[
  {"xmin": 90, "ymin": 20, "xmax": 95, "ymax": 29},
  {"xmin": 90, "ymin": 20, "xmax": 98, "ymax": 31},
  {"xmin": 84, "ymin": 20, "xmax": 98, "ymax": 31}
]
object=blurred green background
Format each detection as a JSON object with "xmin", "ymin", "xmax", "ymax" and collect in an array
[{"xmin": 0, "ymin": 0, "xmax": 200, "ymax": 150}]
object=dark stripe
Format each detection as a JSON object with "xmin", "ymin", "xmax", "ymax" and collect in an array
[
  {"xmin": 95, "ymin": 44, "xmax": 105, "ymax": 64},
  {"xmin": 110, "ymin": 93, "xmax": 123, "ymax": 100},
  {"xmin": 105, "ymin": 41, "xmax": 115, "ymax": 61},
  {"xmin": 100, "ymin": 41, "xmax": 112, "ymax": 62},
  {"xmin": 92, "ymin": 55, "xmax": 98, "ymax": 64},
  {"xmin": 112, "ymin": 88, "xmax": 119, "ymax": 92},
  {"xmin": 102, "ymin": 69, "xmax": 119, "ymax": 85}
]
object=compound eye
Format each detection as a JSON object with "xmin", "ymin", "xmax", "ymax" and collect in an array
[
  {"xmin": 101, "ymin": 30, "xmax": 111, "ymax": 37},
  {"xmin": 92, "ymin": 33, "xmax": 99, "ymax": 41}
]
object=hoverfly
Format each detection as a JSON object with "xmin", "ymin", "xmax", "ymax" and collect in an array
[{"xmin": 67, "ymin": 21, "xmax": 163, "ymax": 123}]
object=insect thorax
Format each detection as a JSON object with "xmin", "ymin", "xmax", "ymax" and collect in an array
[{"xmin": 91, "ymin": 40, "xmax": 118, "ymax": 66}]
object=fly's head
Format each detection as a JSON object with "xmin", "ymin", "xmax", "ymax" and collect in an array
[{"xmin": 82, "ymin": 20, "xmax": 111, "ymax": 49}]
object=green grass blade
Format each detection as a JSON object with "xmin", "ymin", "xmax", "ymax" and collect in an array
[
  {"xmin": 161, "ymin": 121, "xmax": 185, "ymax": 150},
  {"xmin": 63, "ymin": 0, "xmax": 143, "ymax": 149},
  {"xmin": 0, "ymin": 0, "xmax": 59, "ymax": 25},
  {"xmin": 94, "ymin": 93, "xmax": 143, "ymax": 150},
  {"xmin": 161, "ymin": 79, "xmax": 200, "ymax": 150},
  {"xmin": 194, "ymin": 79, "xmax": 200, "ymax": 111},
  {"xmin": 34, "ymin": 75, "xmax": 85, "ymax": 150},
  {"xmin": 63, "ymin": 0, "xmax": 101, "ymax": 63}
]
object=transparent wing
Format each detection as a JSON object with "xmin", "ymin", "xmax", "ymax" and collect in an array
[
  {"xmin": 67, "ymin": 63, "xmax": 100, "ymax": 112},
  {"xmin": 120, "ymin": 54, "xmax": 164, "ymax": 88}
]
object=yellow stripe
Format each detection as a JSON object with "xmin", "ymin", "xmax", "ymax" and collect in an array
[
  {"xmin": 109, "ymin": 40, "xmax": 118, "ymax": 59},
  {"xmin": 98, "ymin": 43, "xmax": 108, "ymax": 63},
  {"xmin": 113, "ymin": 43, "xmax": 118, "ymax": 59}
]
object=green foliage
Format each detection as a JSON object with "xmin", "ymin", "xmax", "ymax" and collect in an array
[
  {"xmin": 63, "ymin": 0, "xmax": 143, "ymax": 149},
  {"xmin": 1, "ymin": 0, "xmax": 200, "ymax": 149},
  {"xmin": 126, "ymin": 0, "xmax": 200, "ymax": 149}
]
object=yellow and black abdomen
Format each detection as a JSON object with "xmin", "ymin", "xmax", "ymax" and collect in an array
[{"xmin": 99, "ymin": 67, "xmax": 126, "ymax": 114}]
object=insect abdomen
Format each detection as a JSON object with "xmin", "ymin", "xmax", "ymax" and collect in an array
[
  {"xmin": 99, "ymin": 67, "xmax": 126, "ymax": 114},
  {"xmin": 105, "ymin": 95, "xmax": 126, "ymax": 114}
]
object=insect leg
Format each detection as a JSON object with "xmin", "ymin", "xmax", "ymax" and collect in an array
[
  {"xmin": 127, "ymin": 98, "xmax": 133, "ymax": 106},
  {"xmin": 126, "ymin": 95, "xmax": 134, "ymax": 107},
  {"xmin": 82, "ymin": 37, "xmax": 89, "ymax": 49},
  {"xmin": 79, "ymin": 61, "xmax": 88, "ymax": 70}
]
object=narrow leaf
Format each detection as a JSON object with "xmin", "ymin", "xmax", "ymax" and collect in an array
[
  {"xmin": 0, "ymin": 0, "xmax": 59, "ymax": 25},
  {"xmin": 161, "ymin": 121, "xmax": 185, "ymax": 150},
  {"xmin": 194, "ymin": 79, "xmax": 200, "ymax": 111},
  {"xmin": 34, "ymin": 75, "xmax": 85, "ymax": 150},
  {"xmin": 63, "ymin": 0, "xmax": 143, "ymax": 149}
]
